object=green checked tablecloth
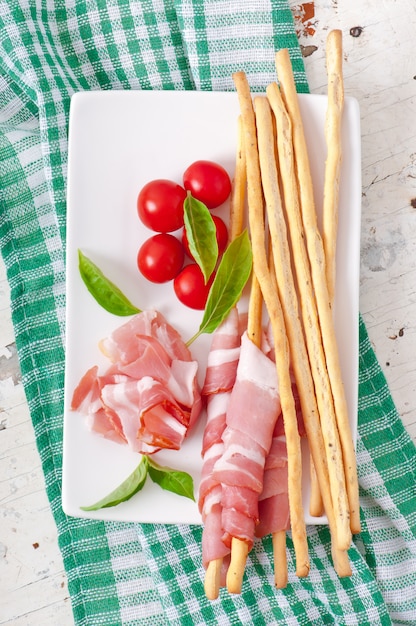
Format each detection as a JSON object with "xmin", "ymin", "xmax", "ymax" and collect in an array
[{"xmin": 1, "ymin": 1, "xmax": 415, "ymax": 624}]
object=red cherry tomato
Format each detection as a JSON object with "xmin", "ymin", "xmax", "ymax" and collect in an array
[
  {"xmin": 137, "ymin": 234, "xmax": 184, "ymax": 283},
  {"xmin": 183, "ymin": 160, "xmax": 232, "ymax": 209},
  {"xmin": 137, "ymin": 179, "xmax": 187, "ymax": 232},
  {"xmin": 182, "ymin": 215, "xmax": 229, "ymax": 260},
  {"xmin": 173, "ymin": 263, "xmax": 214, "ymax": 310}
]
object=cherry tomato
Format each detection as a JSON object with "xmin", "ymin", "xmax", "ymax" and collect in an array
[
  {"xmin": 173, "ymin": 263, "xmax": 214, "ymax": 310},
  {"xmin": 183, "ymin": 160, "xmax": 232, "ymax": 209},
  {"xmin": 137, "ymin": 179, "xmax": 187, "ymax": 232},
  {"xmin": 182, "ymin": 215, "xmax": 229, "ymax": 260},
  {"xmin": 137, "ymin": 234, "xmax": 184, "ymax": 283}
]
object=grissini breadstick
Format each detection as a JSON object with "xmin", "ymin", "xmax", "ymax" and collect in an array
[
  {"xmin": 274, "ymin": 48, "xmax": 361, "ymax": 535},
  {"xmin": 204, "ymin": 114, "xmax": 247, "ymax": 601},
  {"xmin": 254, "ymin": 95, "xmax": 312, "ymax": 572},
  {"xmin": 323, "ymin": 29, "xmax": 344, "ymax": 307},
  {"xmin": 226, "ymin": 268, "xmax": 264, "ymax": 594},
  {"xmin": 264, "ymin": 83, "xmax": 351, "ymax": 577},
  {"xmin": 229, "ymin": 115, "xmax": 247, "ymax": 244},
  {"xmin": 267, "ymin": 84, "xmax": 351, "ymax": 576},
  {"xmin": 204, "ymin": 559, "xmax": 222, "ymax": 600},
  {"xmin": 267, "ymin": 250, "xmax": 289, "ymax": 589},
  {"xmin": 226, "ymin": 539, "xmax": 249, "ymax": 594},
  {"xmin": 309, "ymin": 458, "xmax": 324, "ymax": 517},
  {"xmin": 264, "ymin": 80, "xmax": 322, "ymax": 521},
  {"xmin": 311, "ymin": 29, "xmax": 344, "ymax": 517},
  {"xmin": 247, "ymin": 271, "xmax": 263, "ymax": 345},
  {"xmin": 254, "ymin": 93, "xmax": 349, "ymax": 577},
  {"xmin": 233, "ymin": 70, "xmax": 309, "ymax": 579},
  {"xmin": 272, "ymin": 528, "xmax": 288, "ymax": 589},
  {"xmin": 265, "ymin": 83, "xmax": 351, "ymax": 552}
]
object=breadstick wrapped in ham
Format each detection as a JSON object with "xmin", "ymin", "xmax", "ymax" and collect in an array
[
  {"xmin": 201, "ymin": 111, "xmax": 248, "ymax": 600},
  {"xmin": 213, "ymin": 329, "xmax": 281, "ymax": 590},
  {"xmin": 199, "ymin": 307, "xmax": 241, "ymax": 598}
]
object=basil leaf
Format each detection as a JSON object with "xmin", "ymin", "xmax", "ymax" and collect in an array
[
  {"xmin": 183, "ymin": 194, "xmax": 218, "ymax": 282},
  {"xmin": 80, "ymin": 456, "xmax": 149, "ymax": 511},
  {"xmin": 78, "ymin": 250, "xmax": 141, "ymax": 316},
  {"xmin": 188, "ymin": 230, "xmax": 252, "ymax": 344},
  {"xmin": 147, "ymin": 457, "xmax": 195, "ymax": 501}
]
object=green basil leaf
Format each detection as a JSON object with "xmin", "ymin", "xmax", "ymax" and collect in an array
[
  {"xmin": 80, "ymin": 456, "xmax": 149, "ymax": 511},
  {"xmin": 147, "ymin": 457, "xmax": 195, "ymax": 501},
  {"xmin": 78, "ymin": 250, "xmax": 141, "ymax": 316},
  {"xmin": 183, "ymin": 193, "xmax": 218, "ymax": 282},
  {"xmin": 187, "ymin": 230, "xmax": 252, "ymax": 344}
]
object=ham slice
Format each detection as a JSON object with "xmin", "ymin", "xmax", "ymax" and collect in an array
[
  {"xmin": 214, "ymin": 331, "xmax": 281, "ymax": 551},
  {"xmin": 200, "ymin": 418, "xmax": 230, "ymax": 576},
  {"xmin": 201, "ymin": 499, "xmax": 231, "ymax": 581},
  {"xmin": 265, "ymin": 319, "xmax": 306, "ymax": 437},
  {"xmin": 100, "ymin": 376, "xmax": 189, "ymax": 452},
  {"xmin": 212, "ymin": 428, "xmax": 267, "ymax": 493},
  {"xmin": 71, "ymin": 310, "xmax": 202, "ymax": 453},
  {"xmin": 71, "ymin": 366, "xmax": 128, "ymax": 444},
  {"xmin": 99, "ymin": 309, "xmax": 192, "ymax": 363},
  {"xmin": 199, "ymin": 307, "xmax": 241, "ymax": 576},
  {"xmin": 202, "ymin": 308, "xmax": 241, "ymax": 396},
  {"xmin": 256, "ymin": 419, "xmax": 290, "ymax": 538},
  {"xmin": 198, "ymin": 394, "xmax": 229, "ymax": 514}
]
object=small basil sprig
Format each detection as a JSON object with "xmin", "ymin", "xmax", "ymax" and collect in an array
[
  {"xmin": 80, "ymin": 456, "xmax": 148, "ymax": 510},
  {"xmin": 147, "ymin": 458, "xmax": 195, "ymax": 501},
  {"xmin": 187, "ymin": 230, "xmax": 253, "ymax": 345},
  {"xmin": 183, "ymin": 193, "xmax": 218, "ymax": 282},
  {"xmin": 80, "ymin": 455, "xmax": 195, "ymax": 511},
  {"xmin": 78, "ymin": 250, "xmax": 141, "ymax": 316}
]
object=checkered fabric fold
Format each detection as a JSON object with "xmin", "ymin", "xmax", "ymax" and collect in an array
[{"xmin": 0, "ymin": 1, "xmax": 415, "ymax": 624}]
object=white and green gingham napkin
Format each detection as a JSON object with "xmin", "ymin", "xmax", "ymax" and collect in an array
[{"xmin": 0, "ymin": 1, "xmax": 415, "ymax": 624}]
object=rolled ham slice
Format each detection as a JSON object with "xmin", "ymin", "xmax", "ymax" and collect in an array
[
  {"xmin": 213, "ymin": 330, "xmax": 281, "ymax": 551},
  {"xmin": 202, "ymin": 307, "xmax": 241, "ymax": 396},
  {"xmin": 256, "ymin": 418, "xmax": 290, "ymax": 538},
  {"xmin": 200, "ymin": 396, "xmax": 232, "ymax": 577},
  {"xmin": 100, "ymin": 376, "xmax": 189, "ymax": 452},
  {"xmin": 71, "ymin": 310, "xmax": 202, "ymax": 453},
  {"xmin": 199, "ymin": 307, "xmax": 241, "ymax": 578},
  {"xmin": 198, "ymin": 394, "xmax": 229, "ymax": 515}
]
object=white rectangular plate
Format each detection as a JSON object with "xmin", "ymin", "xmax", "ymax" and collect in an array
[{"xmin": 62, "ymin": 90, "xmax": 361, "ymax": 525}]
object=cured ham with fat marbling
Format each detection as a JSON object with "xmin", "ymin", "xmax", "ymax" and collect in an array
[
  {"xmin": 213, "ymin": 330, "xmax": 282, "ymax": 551},
  {"xmin": 255, "ymin": 418, "xmax": 290, "ymax": 538},
  {"xmin": 71, "ymin": 310, "xmax": 202, "ymax": 454},
  {"xmin": 198, "ymin": 307, "xmax": 241, "ymax": 577},
  {"xmin": 201, "ymin": 308, "xmax": 241, "ymax": 398}
]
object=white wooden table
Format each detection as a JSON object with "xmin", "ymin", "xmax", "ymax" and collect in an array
[{"xmin": 1, "ymin": 1, "xmax": 415, "ymax": 623}]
